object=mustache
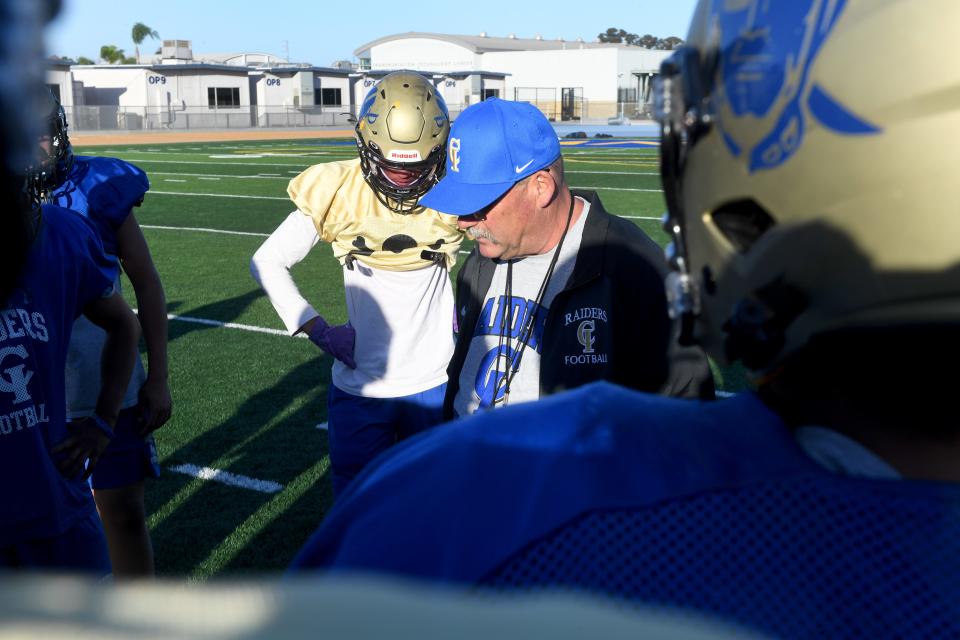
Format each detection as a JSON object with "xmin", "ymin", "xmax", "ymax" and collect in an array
[{"xmin": 465, "ymin": 226, "xmax": 497, "ymax": 243}]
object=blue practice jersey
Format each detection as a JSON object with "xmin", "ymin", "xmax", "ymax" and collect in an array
[
  {"xmin": 50, "ymin": 156, "xmax": 149, "ymax": 256},
  {"xmin": 0, "ymin": 205, "xmax": 118, "ymax": 546},
  {"xmin": 293, "ymin": 383, "xmax": 960, "ymax": 639}
]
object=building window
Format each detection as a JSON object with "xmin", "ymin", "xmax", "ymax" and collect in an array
[
  {"xmin": 318, "ymin": 88, "xmax": 341, "ymax": 106},
  {"xmin": 47, "ymin": 84, "xmax": 61, "ymax": 102},
  {"xmin": 483, "ymin": 88, "xmax": 500, "ymax": 100},
  {"xmin": 208, "ymin": 87, "xmax": 241, "ymax": 109}
]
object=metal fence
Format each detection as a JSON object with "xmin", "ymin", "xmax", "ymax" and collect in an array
[
  {"xmin": 62, "ymin": 101, "xmax": 652, "ymax": 132},
  {"xmin": 63, "ymin": 105, "xmax": 363, "ymax": 132}
]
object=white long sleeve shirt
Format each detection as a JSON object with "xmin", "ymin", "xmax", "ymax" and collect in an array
[{"xmin": 251, "ymin": 210, "xmax": 455, "ymax": 398}]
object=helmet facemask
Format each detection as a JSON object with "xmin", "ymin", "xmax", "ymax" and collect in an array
[
  {"xmin": 355, "ymin": 133, "xmax": 445, "ymax": 214},
  {"xmin": 28, "ymin": 94, "xmax": 73, "ymax": 203}
]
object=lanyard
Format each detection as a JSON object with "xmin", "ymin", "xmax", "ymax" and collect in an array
[{"xmin": 493, "ymin": 196, "xmax": 576, "ymax": 407}]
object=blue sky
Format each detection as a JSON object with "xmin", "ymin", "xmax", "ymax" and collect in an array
[{"xmin": 46, "ymin": 0, "xmax": 699, "ymax": 66}]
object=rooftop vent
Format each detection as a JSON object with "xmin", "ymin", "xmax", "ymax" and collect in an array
[
  {"xmin": 479, "ymin": 31, "xmax": 487, "ymax": 37},
  {"xmin": 535, "ymin": 34, "xmax": 543, "ymax": 40},
  {"xmin": 508, "ymin": 33, "xmax": 516, "ymax": 39},
  {"xmin": 160, "ymin": 39, "xmax": 192, "ymax": 61}
]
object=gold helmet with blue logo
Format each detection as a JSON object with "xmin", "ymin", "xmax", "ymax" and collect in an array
[
  {"xmin": 355, "ymin": 71, "xmax": 449, "ymax": 213},
  {"xmin": 657, "ymin": 0, "xmax": 960, "ymax": 371}
]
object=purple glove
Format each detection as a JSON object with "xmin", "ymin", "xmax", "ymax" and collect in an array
[{"xmin": 308, "ymin": 317, "xmax": 357, "ymax": 369}]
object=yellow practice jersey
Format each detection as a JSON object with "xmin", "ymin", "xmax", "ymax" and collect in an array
[{"xmin": 288, "ymin": 158, "xmax": 463, "ymax": 271}]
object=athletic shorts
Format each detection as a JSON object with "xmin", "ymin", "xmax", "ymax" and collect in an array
[
  {"xmin": 88, "ymin": 405, "xmax": 161, "ymax": 490},
  {"xmin": 0, "ymin": 510, "xmax": 111, "ymax": 575}
]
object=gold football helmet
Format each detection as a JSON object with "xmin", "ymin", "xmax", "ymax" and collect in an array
[
  {"xmin": 355, "ymin": 71, "xmax": 449, "ymax": 213},
  {"xmin": 657, "ymin": 0, "xmax": 960, "ymax": 371}
]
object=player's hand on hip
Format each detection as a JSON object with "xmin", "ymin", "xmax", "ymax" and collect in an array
[
  {"xmin": 52, "ymin": 415, "xmax": 113, "ymax": 481},
  {"xmin": 308, "ymin": 317, "xmax": 357, "ymax": 369},
  {"xmin": 138, "ymin": 375, "xmax": 173, "ymax": 436}
]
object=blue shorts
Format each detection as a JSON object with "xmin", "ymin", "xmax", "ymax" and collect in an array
[
  {"xmin": 326, "ymin": 382, "xmax": 446, "ymax": 497},
  {"xmin": 88, "ymin": 406, "xmax": 161, "ymax": 491},
  {"xmin": 0, "ymin": 510, "xmax": 111, "ymax": 575}
]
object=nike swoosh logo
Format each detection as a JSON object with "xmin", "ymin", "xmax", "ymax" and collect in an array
[{"xmin": 515, "ymin": 159, "xmax": 535, "ymax": 173}]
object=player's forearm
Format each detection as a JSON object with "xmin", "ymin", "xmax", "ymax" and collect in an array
[
  {"xmin": 95, "ymin": 308, "xmax": 141, "ymax": 425},
  {"xmin": 132, "ymin": 269, "xmax": 169, "ymax": 381},
  {"xmin": 251, "ymin": 210, "xmax": 323, "ymax": 334}
]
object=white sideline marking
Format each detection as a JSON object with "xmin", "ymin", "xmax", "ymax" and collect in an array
[
  {"xmin": 150, "ymin": 171, "xmax": 286, "ymax": 180},
  {"xmin": 198, "ymin": 177, "xmax": 220, "ymax": 181},
  {"xmin": 122, "ymin": 158, "xmax": 309, "ymax": 167},
  {"xmin": 169, "ymin": 464, "xmax": 283, "ymax": 494},
  {"xmin": 316, "ymin": 422, "xmax": 328, "ymax": 431},
  {"xmin": 162, "ymin": 312, "xmax": 305, "ymax": 338},
  {"xmin": 141, "ymin": 224, "xmax": 269, "ymax": 237},
  {"xmin": 163, "ymin": 179, "xmax": 186, "ymax": 183},
  {"xmin": 578, "ymin": 186, "xmax": 663, "ymax": 193},
  {"xmin": 149, "ymin": 190, "xmax": 289, "ymax": 201},
  {"xmin": 568, "ymin": 170, "xmax": 659, "ymax": 176}
]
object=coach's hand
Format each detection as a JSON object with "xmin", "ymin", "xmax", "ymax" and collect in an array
[
  {"xmin": 307, "ymin": 316, "xmax": 357, "ymax": 369},
  {"xmin": 52, "ymin": 415, "xmax": 113, "ymax": 481}
]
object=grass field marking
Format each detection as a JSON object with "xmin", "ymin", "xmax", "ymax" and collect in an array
[
  {"xmin": 149, "ymin": 190, "xmax": 290, "ymax": 201},
  {"xmin": 190, "ymin": 459, "xmax": 330, "ymax": 578},
  {"xmin": 568, "ymin": 170, "xmax": 660, "ymax": 176},
  {"xmin": 198, "ymin": 177, "xmax": 220, "ymax": 181},
  {"xmin": 621, "ymin": 215, "xmax": 662, "ymax": 221},
  {"xmin": 141, "ymin": 224, "xmax": 269, "ymax": 238},
  {"xmin": 149, "ymin": 171, "xmax": 288, "ymax": 180},
  {"xmin": 109, "ymin": 158, "xmax": 312, "ymax": 168},
  {"xmin": 163, "ymin": 179, "xmax": 187, "ymax": 183},
  {"xmin": 574, "ymin": 186, "xmax": 663, "ymax": 193},
  {"xmin": 316, "ymin": 422, "xmax": 328, "ymax": 430},
  {"xmin": 717, "ymin": 391, "xmax": 736, "ymax": 398},
  {"xmin": 169, "ymin": 463, "xmax": 284, "ymax": 494},
  {"xmin": 160, "ymin": 312, "xmax": 302, "ymax": 338}
]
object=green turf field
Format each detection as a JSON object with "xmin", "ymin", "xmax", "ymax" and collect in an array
[{"xmin": 71, "ymin": 137, "xmax": 748, "ymax": 579}]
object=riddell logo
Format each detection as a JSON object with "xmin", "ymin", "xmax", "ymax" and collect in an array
[{"xmin": 389, "ymin": 150, "xmax": 421, "ymax": 161}]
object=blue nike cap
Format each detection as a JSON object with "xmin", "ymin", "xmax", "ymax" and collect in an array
[{"xmin": 420, "ymin": 98, "xmax": 561, "ymax": 216}]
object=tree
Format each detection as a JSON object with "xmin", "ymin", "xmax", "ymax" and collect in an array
[
  {"xmin": 638, "ymin": 34, "xmax": 659, "ymax": 49},
  {"xmin": 598, "ymin": 27, "xmax": 639, "ymax": 44},
  {"xmin": 76, "ymin": 56, "xmax": 95, "ymax": 65},
  {"xmin": 99, "ymin": 45, "xmax": 127, "ymax": 64},
  {"xmin": 131, "ymin": 22, "xmax": 159, "ymax": 63},
  {"xmin": 656, "ymin": 36, "xmax": 685, "ymax": 50}
]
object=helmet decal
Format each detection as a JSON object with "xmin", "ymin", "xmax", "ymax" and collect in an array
[{"xmin": 715, "ymin": 0, "xmax": 879, "ymax": 173}]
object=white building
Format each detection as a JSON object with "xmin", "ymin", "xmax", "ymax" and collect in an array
[
  {"xmin": 354, "ymin": 32, "xmax": 671, "ymax": 120},
  {"xmin": 46, "ymin": 40, "xmax": 358, "ymax": 131}
]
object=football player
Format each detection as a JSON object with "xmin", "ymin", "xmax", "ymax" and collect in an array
[
  {"xmin": 288, "ymin": 1, "xmax": 960, "ymax": 637},
  {"xmin": 35, "ymin": 92, "xmax": 172, "ymax": 578},
  {"xmin": 1, "ymin": 0, "xmax": 140, "ymax": 574},
  {"xmin": 251, "ymin": 71, "xmax": 461, "ymax": 498}
]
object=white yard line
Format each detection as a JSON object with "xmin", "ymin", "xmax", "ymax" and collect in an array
[
  {"xmin": 163, "ymin": 179, "xmax": 186, "ymax": 183},
  {"xmin": 621, "ymin": 215, "xmax": 662, "ymax": 221},
  {"xmin": 161, "ymin": 312, "xmax": 303, "ymax": 337},
  {"xmin": 140, "ymin": 224, "xmax": 269, "ymax": 237},
  {"xmin": 148, "ymin": 190, "xmax": 289, "ymax": 201},
  {"xmin": 150, "ymin": 171, "xmax": 287, "ymax": 180},
  {"xmin": 169, "ymin": 464, "xmax": 283, "ymax": 494}
]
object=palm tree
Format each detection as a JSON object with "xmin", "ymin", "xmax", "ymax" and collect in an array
[
  {"xmin": 99, "ymin": 45, "xmax": 126, "ymax": 64},
  {"xmin": 131, "ymin": 22, "xmax": 159, "ymax": 63}
]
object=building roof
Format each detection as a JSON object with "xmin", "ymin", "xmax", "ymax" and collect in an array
[
  {"xmin": 354, "ymin": 32, "xmax": 622, "ymax": 56},
  {"xmin": 352, "ymin": 68, "xmax": 509, "ymax": 79},
  {"xmin": 249, "ymin": 65, "xmax": 353, "ymax": 76},
  {"xmin": 67, "ymin": 62, "xmax": 251, "ymax": 74}
]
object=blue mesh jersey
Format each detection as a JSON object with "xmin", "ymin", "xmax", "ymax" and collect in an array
[
  {"xmin": 293, "ymin": 382, "xmax": 960, "ymax": 639},
  {"xmin": 0, "ymin": 205, "xmax": 118, "ymax": 547},
  {"xmin": 49, "ymin": 156, "xmax": 149, "ymax": 255}
]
